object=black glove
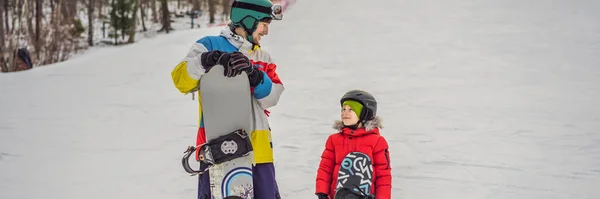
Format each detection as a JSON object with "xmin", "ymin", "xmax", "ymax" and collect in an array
[
  {"xmin": 218, "ymin": 52, "xmax": 264, "ymax": 87},
  {"xmin": 316, "ymin": 193, "xmax": 328, "ymax": 199},
  {"xmin": 246, "ymin": 67, "xmax": 264, "ymax": 87},
  {"xmin": 199, "ymin": 50, "xmax": 226, "ymax": 71},
  {"xmin": 218, "ymin": 52, "xmax": 252, "ymax": 77}
]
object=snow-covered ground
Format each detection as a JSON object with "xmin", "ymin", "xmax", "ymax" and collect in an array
[{"xmin": 2, "ymin": 0, "xmax": 600, "ymax": 199}]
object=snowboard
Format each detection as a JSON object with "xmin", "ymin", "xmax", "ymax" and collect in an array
[
  {"xmin": 182, "ymin": 65, "xmax": 255, "ymax": 199},
  {"xmin": 334, "ymin": 152, "xmax": 375, "ymax": 199}
]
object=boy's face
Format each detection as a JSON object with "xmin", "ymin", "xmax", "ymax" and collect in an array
[
  {"xmin": 252, "ymin": 20, "xmax": 270, "ymax": 45},
  {"xmin": 341, "ymin": 104, "xmax": 360, "ymax": 126}
]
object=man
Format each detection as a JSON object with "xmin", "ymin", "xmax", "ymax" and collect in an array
[{"xmin": 171, "ymin": 0, "xmax": 284, "ymax": 198}]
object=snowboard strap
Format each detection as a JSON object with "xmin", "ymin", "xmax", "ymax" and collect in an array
[{"xmin": 182, "ymin": 145, "xmax": 208, "ymax": 176}]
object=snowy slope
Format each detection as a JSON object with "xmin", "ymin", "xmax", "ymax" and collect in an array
[{"xmin": 2, "ymin": 0, "xmax": 600, "ymax": 199}]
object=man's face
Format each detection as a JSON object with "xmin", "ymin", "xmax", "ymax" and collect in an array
[{"xmin": 252, "ymin": 20, "xmax": 271, "ymax": 45}]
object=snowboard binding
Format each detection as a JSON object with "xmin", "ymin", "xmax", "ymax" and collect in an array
[{"xmin": 182, "ymin": 128, "xmax": 253, "ymax": 176}]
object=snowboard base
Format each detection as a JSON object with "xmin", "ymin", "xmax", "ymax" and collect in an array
[{"xmin": 200, "ymin": 65, "xmax": 254, "ymax": 199}]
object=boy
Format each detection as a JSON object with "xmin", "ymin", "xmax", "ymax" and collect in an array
[{"xmin": 315, "ymin": 90, "xmax": 392, "ymax": 199}]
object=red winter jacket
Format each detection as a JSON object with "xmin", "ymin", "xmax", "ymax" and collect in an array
[{"xmin": 315, "ymin": 117, "xmax": 392, "ymax": 199}]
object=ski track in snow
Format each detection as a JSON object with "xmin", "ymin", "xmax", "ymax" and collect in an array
[{"xmin": 2, "ymin": 0, "xmax": 600, "ymax": 199}]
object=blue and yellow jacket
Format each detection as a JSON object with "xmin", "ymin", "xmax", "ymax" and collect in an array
[{"xmin": 171, "ymin": 27, "xmax": 284, "ymax": 164}]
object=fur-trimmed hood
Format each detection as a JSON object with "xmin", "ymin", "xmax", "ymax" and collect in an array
[{"xmin": 333, "ymin": 116, "xmax": 383, "ymax": 132}]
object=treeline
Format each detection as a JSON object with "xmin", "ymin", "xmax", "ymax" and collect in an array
[{"xmin": 1, "ymin": 0, "xmax": 233, "ymax": 72}]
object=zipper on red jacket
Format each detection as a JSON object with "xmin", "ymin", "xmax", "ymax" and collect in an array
[
  {"xmin": 350, "ymin": 131, "xmax": 356, "ymax": 152},
  {"xmin": 384, "ymin": 148, "xmax": 390, "ymax": 169}
]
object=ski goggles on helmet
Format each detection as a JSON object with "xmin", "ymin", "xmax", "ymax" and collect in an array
[
  {"xmin": 271, "ymin": 4, "xmax": 283, "ymax": 20},
  {"xmin": 232, "ymin": 1, "xmax": 283, "ymax": 21}
]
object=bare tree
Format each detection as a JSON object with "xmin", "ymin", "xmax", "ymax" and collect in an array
[
  {"xmin": 48, "ymin": 0, "xmax": 64, "ymax": 64},
  {"xmin": 25, "ymin": 0, "xmax": 33, "ymax": 40},
  {"xmin": 110, "ymin": 0, "xmax": 116, "ymax": 44},
  {"xmin": 97, "ymin": 0, "xmax": 104, "ymax": 19},
  {"xmin": 41, "ymin": 0, "xmax": 78, "ymax": 65},
  {"xmin": 86, "ymin": 0, "xmax": 96, "ymax": 46},
  {"xmin": 60, "ymin": 0, "xmax": 77, "ymax": 25},
  {"xmin": 191, "ymin": 0, "xmax": 200, "ymax": 11},
  {"xmin": 15, "ymin": 0, "xmax": 24, "ymax": 59},
  {"xmin": 12, "ymin": 0, "xmax": 24, "ymax": 35},
  {"xmin": 208, "ymin": 0, "xmax": 215, "ymax": 24},
  {"xmin": 0, "ymin": 1, "xmax": 6, "ymax": 72},
  {"xmin": 222, "ymin": 0, "xmax": 231, "ymax": 22},
  {"xmin": 139, "ymin": 0, "xmax": 147, "ymax": 31},
  {"xmin": 127, "ymin": 0, "xmax": 139, "ymax": 43},
  {"xmin": 3, "ymin": 0, "xmax": 8, "ymax": 36},
  {"xmin": 35, "ymin": 0, "xmax": 42, "ymax": 59},
  {"xmin": 158, "ymin": 0, "xmax": 172, "ymax": 33},
  {"xmin": 151, "ymin": 0, "xmax": 158, "ymax": 23}
]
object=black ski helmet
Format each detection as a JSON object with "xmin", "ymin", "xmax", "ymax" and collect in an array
[{"xmin": 340, "ymin": 90, "xmax": 377, "ymax": 122}]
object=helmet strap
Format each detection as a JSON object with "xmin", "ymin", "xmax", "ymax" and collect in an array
[
  {"xmin": 237, "ymin": 15, "xmax": 260, "ymax": 44},
  {"xmin": 344, "ymin": 122, "xmax": 360, "ymax": 130},
  {"xmin": 344, "ymin": 110, "xmax": 367, "ymax": 130}
]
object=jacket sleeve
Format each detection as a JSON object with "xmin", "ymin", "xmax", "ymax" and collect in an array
[
  {"xmin": 373, "ymin": 136, "xmax": 392, "ymax": 199},
  {"xmin": 316, "ymin": 135, "xmax": 336, "ymax": 195},
  {"xmin": 171, "ymin": 39, "xmax": 211, "ymax": 94},
  {"xmin": 252, "ymin": 55, "xmax": 284, "ymax": 109}
]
